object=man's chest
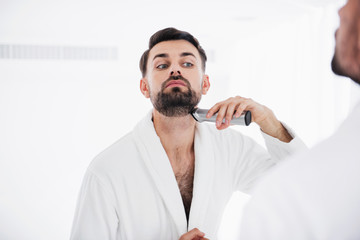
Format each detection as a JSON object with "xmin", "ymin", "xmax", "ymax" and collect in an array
[{"xmin": 174, "ymin": 162, "xmax": 195, "ymax": 220}]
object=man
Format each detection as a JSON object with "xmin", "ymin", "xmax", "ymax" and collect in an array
[
  {"xmin": 70, "ymin": 27, "xmax": 306, "ymax": 240},
  {"xmin": 238, "ymin": 1, "xmax": 360, "ymax": 239}
]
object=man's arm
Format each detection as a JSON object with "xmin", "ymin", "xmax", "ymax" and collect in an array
[
  {"xmin": 206, "ymin": 96, "xmax": 293, "ymax": 142},
  {"xmin": 207, "ymin": 96, "xmax": 307, "ymax": 193}
]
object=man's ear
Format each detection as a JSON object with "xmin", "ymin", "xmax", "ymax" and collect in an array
[
  {"xmin": 201, "ymin": 74, "xmax": 210, "ymax": 95},
  {"xmin": 140, "ymin": 78, "xmax": 150, "ymax": 98}
]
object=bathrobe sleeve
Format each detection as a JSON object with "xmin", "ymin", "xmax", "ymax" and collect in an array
[
  {"xmin": 70, "ymin": 169, "xmax": 119, "ymax": 240},
  {"xmin": 231, "ymin": 122, "xmax": 307, "ymax": 194}
]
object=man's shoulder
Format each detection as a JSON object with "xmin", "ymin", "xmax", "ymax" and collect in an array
[
  {"xmin": 87, "ymin": 111, "xmax": 154, "ymax": 175},
  {"xmin": 88, "ymin": 131, "xmax": 138, "ymax": 172}
]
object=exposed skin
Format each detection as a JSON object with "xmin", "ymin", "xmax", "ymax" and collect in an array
[
  {"xmin": 179, "ymin": 228, "xmax": 209, "ymax": 240},
  {"xmin": 140, "ymin": 39, "xmax": 293, "ymax": 238}
]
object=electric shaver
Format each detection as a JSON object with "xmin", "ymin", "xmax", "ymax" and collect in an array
[{"xmin": 190, "ymin": 108, "xmax": 251, "ymax": 126}]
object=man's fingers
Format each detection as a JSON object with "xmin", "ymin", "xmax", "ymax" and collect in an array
[
  {"xmin": 179, "ymin": 228, "xmax": 205, "ymax": 240},
  {"xmin": 235, "ymin": 102, "xmax": 248, "ymax": 118},
  {"xmin": 215, "ymin": 105, "xmax": 228, "ymax": 128},
  {"xmin": 206, "ymin": 102, "xmax": 221, "ymax": 118},
  {"xmin": 225, "ymin": 102, "xmax": 238, "ymax": 124},
  {"xmin": 207, "ymin": 95, "xmax": 257, "ymax": 130}
]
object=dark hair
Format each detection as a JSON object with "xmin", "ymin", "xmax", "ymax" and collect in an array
[{"xmin": 139, "ymin": 27, "xmax": 207, "ymax": 77}]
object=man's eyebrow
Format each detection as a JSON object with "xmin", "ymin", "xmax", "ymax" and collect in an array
[
  {"xmin": 152, "ymin": 52, "xmax": 196, "ymax": 61},
  {"xmin": 153, "ymin": 53, "xmax": 168, "ymax": 61},
  {"xmin": 181, "ymin": 52, "xmax": 196, "ymax": 58}
]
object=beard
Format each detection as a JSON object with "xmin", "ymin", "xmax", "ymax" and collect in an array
[
  {"xmin": 331, "ymin": 51, "xmax": 348, "ymax": 78},
  {"xmin": 150, "ymin": 75, "xmax": 201, "ymax": 117},
  {"xmin": 331, "ymin": 38, "xmax": 360, "ymax": 84},
  {"xmin": 332, "ymin": 52, "xmax": 360, "ymax": 84}
]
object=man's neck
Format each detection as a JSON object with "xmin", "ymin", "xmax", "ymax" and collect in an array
[{"xmin": 152, "ymin": 109, "xmax": 196, "ymax": 166}]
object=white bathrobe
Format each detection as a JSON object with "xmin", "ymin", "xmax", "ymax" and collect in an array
[
  {"xmin": 70, "ymin": 111, "xmax": 307, "ymax": 240},
  {"xmin": 237, "ymin": 102, "xmax": 360, "ymax": 240}
]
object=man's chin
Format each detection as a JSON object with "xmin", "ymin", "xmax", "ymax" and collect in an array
[
  {"xmin": 151, "ymin": 87, "xmax": 201, "ymax": 117},
  {"xmin": 331, "ymin": 54, "xmax": 347, "ymax": 77},
  {"xmin": 163, "ymin": 86, "xmax": 186, "ymax": 94},
  {"xmin": 331, "ymin": 54, "xmax": 360, "ymax": 84},
  {"xmin": 157, "ymin": 106, "xmax": 193, "ymax": 117}
]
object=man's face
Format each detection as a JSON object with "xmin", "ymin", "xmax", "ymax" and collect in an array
[
  {"xmin": 141, "ymin": 40, "xmax": 209, "ymax": 117},
  {"xmin": 331, "ymin": 0, "xmax": 360, "ymax": 83}
]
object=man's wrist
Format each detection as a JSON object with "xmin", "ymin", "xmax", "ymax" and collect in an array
[{"xmin": 260, "ymin": 119, "xmax": 293, "ymax": 143}]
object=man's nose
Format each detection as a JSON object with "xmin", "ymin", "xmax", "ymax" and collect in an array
[{"xmin": 170, "ymin": 70, "xmax": 181, "ymax": 76}]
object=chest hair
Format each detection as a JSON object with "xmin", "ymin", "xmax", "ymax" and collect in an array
[{"xmin": 175, "ymin": 164, "xmax": 194, "ymax": 222}]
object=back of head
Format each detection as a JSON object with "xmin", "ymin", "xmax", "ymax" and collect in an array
[{"xmin": 139, "ymin": 27, "xmax": 207, "ymax": 77}]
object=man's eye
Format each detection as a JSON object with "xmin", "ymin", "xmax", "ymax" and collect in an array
[
  {"xmin": 183, "ymin": 62, "xmax": 193, "ymax": 67},
  {"xmin": 156, "ymin": 64, "xmax": 168, "ymax": 69}
]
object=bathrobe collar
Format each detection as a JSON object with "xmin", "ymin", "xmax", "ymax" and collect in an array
[{"xmin": 132, "ymin": 110, "xmax": 215, "ymax": 236}]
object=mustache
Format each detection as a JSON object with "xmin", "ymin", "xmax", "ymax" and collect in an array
[{"xmin": 161, "ymin": 75, "xmax": 191, "ymax": 91}]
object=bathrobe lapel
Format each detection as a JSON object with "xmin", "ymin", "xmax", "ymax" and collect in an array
[
  {"xmin": 132, "ymin": 112, "xmax": 187, "ymax": 236},
  {"xmin": 188, "ymin": 123, "xmax": 215, "ymax": 235}
]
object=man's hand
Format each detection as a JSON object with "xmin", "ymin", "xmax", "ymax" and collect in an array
[
  {"xmin": 179, "ymin": 228, "xmax": 209, "ymax": 240},
  {"xmin": 207, "ymin": 96, "xmax": 293, "ymax": 142}
]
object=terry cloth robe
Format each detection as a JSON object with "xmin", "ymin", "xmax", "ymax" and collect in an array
[
  {"xmin": 70, "ymin": 111, "xmax": 307, "ymax": 240},
  {"xmin": 237, "ymin": 102, "xmax": 360, "ymax": 240}
]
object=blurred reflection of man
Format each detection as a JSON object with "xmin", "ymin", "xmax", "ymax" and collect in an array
[{"xmin": 238, "ymin": 1, "xmax": 360, "ymax": 239}]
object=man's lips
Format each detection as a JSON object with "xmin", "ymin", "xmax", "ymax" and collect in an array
[{"xmin": 165, "ymin": 80, "xmax": 187, "ymax": 88}]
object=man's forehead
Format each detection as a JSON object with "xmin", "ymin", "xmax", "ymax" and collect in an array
[{"xmin": 149, "ymin": 40, "xmax": 199, "ymax": 59}]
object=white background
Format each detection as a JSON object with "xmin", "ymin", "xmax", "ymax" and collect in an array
[{"xmin": 1, "ymin": 0, "xmax": 359, "ymax": 239}]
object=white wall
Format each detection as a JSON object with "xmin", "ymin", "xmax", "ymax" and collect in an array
[{"xmin": 0, "ymin": 0, "xmax": 354, "ymax": 239}]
